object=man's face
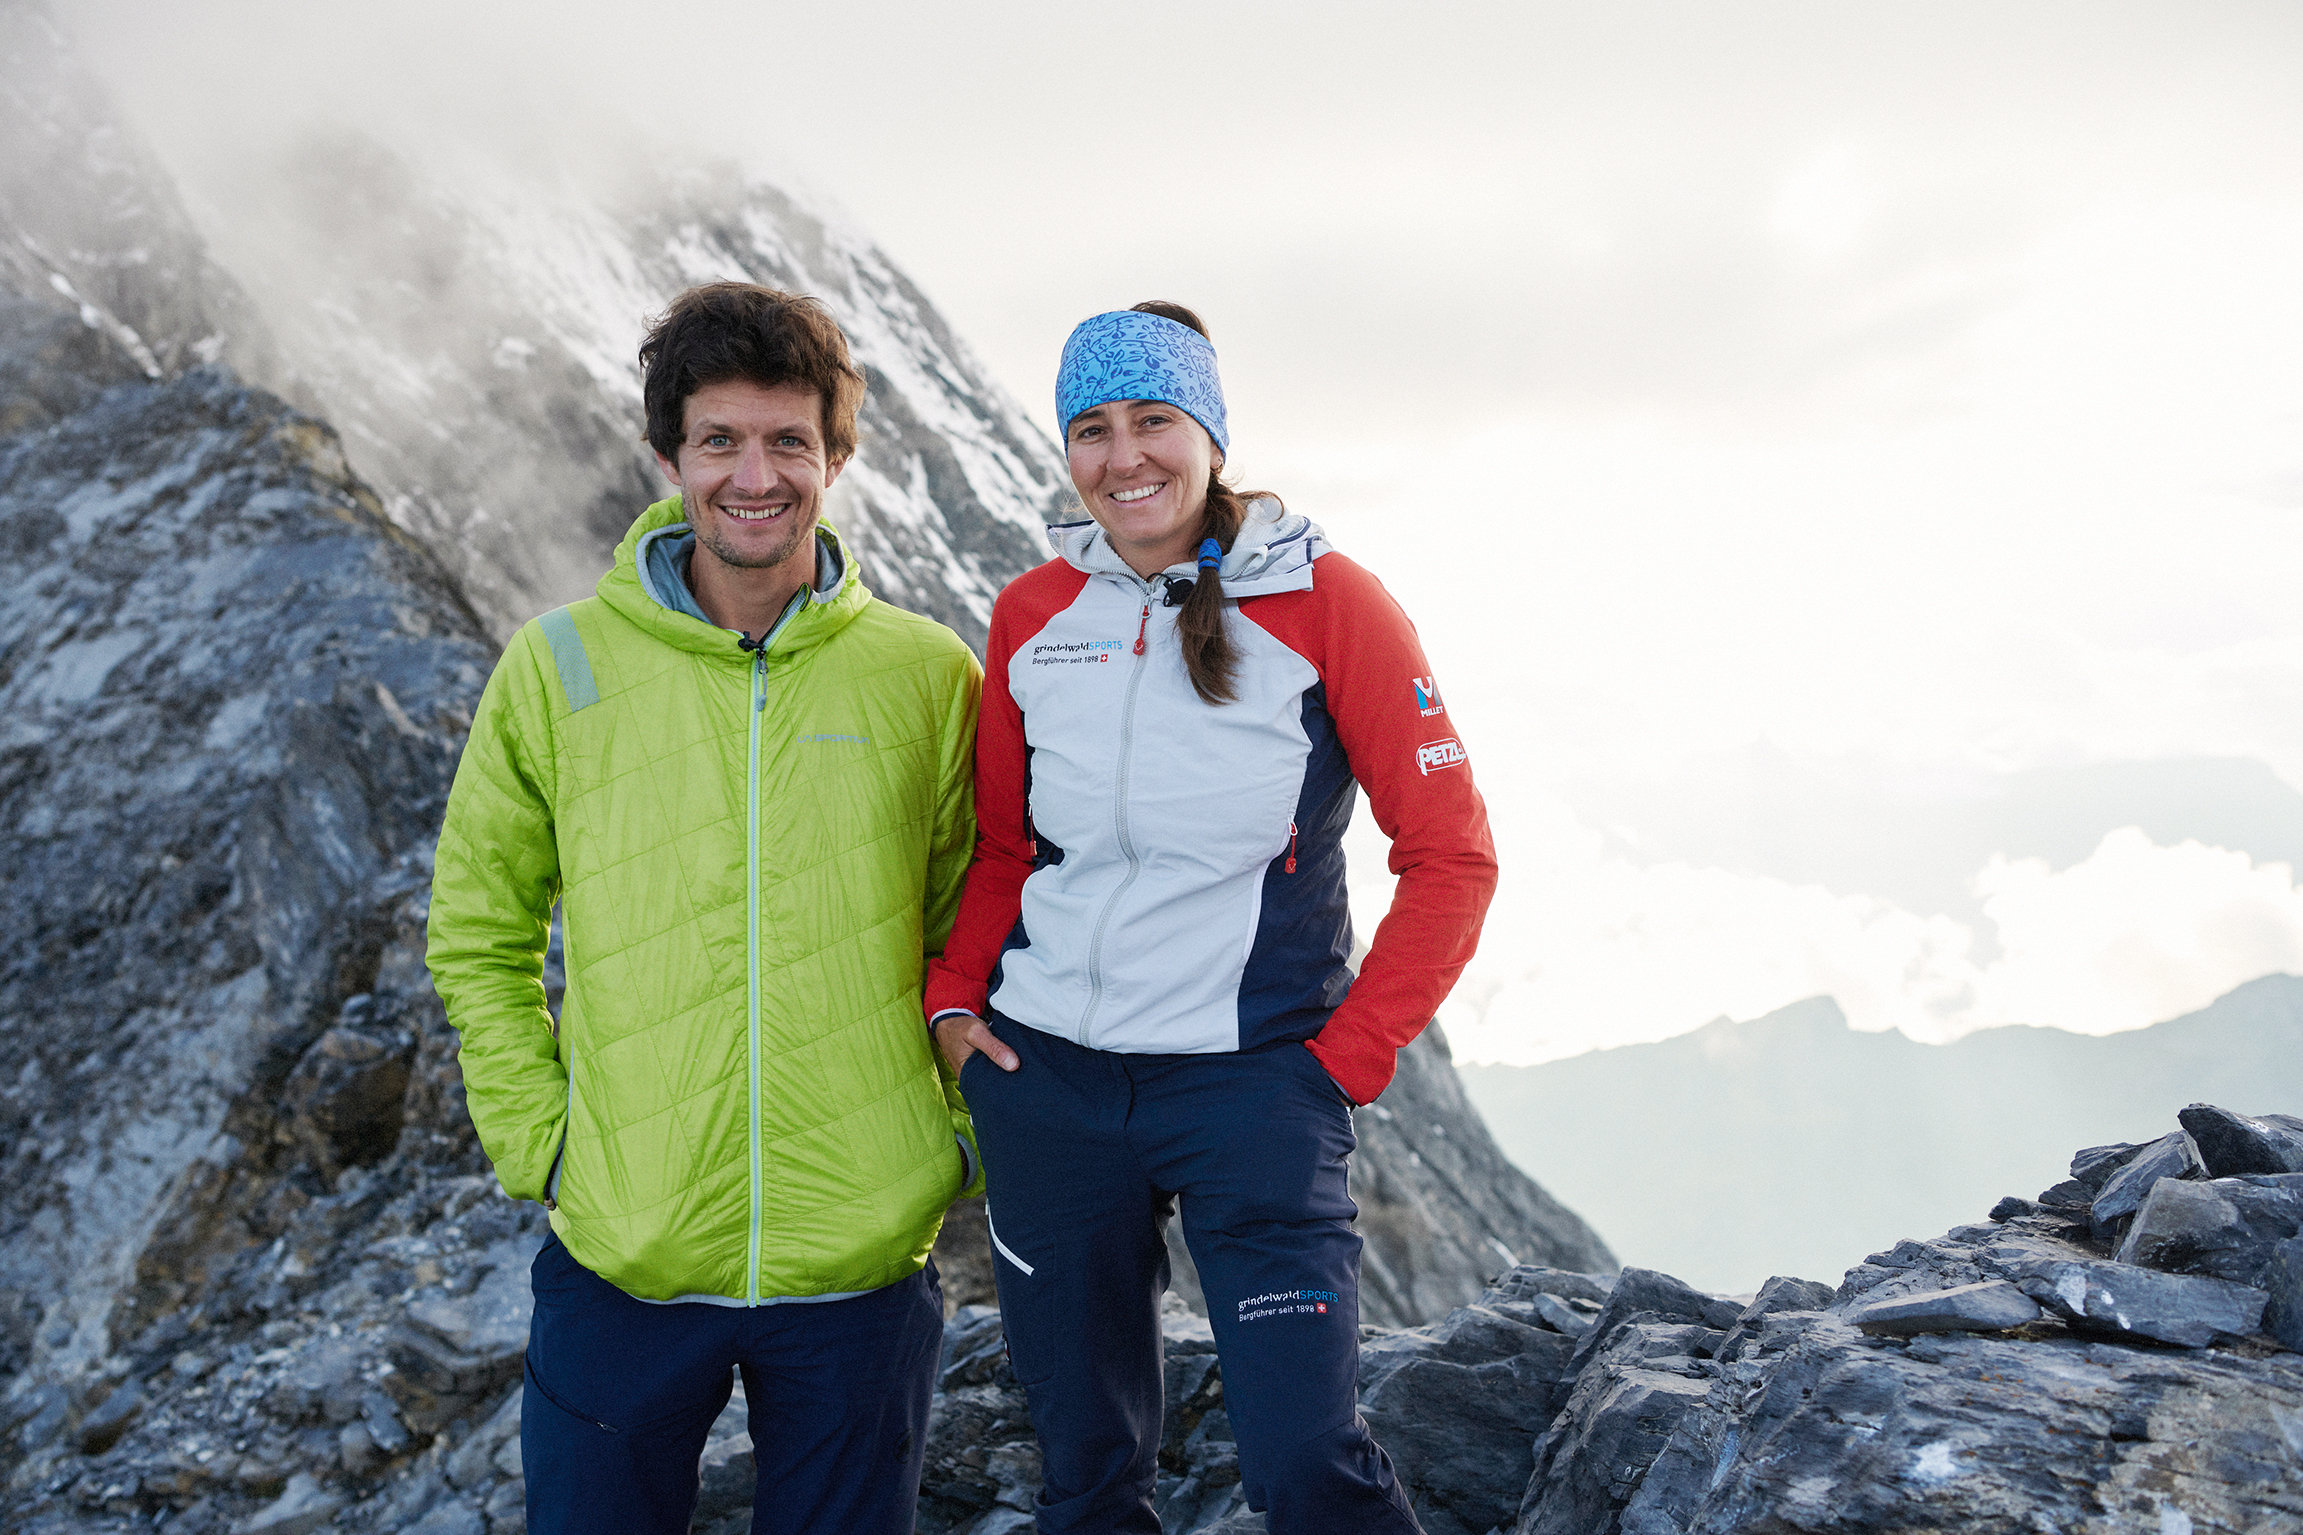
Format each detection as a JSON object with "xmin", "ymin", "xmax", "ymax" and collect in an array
[{"xmin": 655, "ymin": 377, "xmax": 845, "ymax": 583}]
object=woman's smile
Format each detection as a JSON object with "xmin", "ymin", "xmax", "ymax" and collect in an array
[{"xmin": 1066, "ymin": 399, "xmax": 1220, "ymax": 577}]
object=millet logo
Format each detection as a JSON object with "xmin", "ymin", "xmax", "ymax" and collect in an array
[
  {"xmin": 797, "ymin": 732, "xmax": 871, "ymax": 746},
  {"xmin": 1412, "ymin": 676, "xmax": 1445, "ymax": 716},
  {"xmin": 1416, "ymin": 738, "xmax": 1466, "ymax": 775}
]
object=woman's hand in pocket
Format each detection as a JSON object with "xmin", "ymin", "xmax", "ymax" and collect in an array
[{"xmin": 935, "ymin": 1013, "xmax": 1020, "ymax": 1077}]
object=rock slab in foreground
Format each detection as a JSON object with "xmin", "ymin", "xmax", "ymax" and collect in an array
[
  {"xmin": 1848, "ymin": 1279, "xmax": 2042, "ymax": 1337},
  {"xmin": 2019, "ymin": 1259, "xmax": 2267, "ymax": 1348}
]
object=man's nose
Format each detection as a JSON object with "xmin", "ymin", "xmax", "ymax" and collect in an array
[{"xmin": 732, "ymin": 438, "xmax": 773, "ymax": 491}]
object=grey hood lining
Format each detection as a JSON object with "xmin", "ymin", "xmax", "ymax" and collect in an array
[
  {"xmin": 636, "ymin": 522, "xmax": 846, "ymax": 629},
  {"xmin": 1048, "ymin": 497, "xmax": 1329, "ymax": 597}
]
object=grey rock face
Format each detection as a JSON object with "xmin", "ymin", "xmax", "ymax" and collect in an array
[
  {"xmin": 1518, "ymin": 1322, "xmax": 1714, "ymax": 1535},
  {"xmin": 0, "ymin": 292, "xmax": 148, "ymax": 434},
  {"xmin": 2180, "ymin": 1102, "xmax": 2303, "ymax": 1177},
  {"xmin": 2267, "ymin": 1237, "xmax": 2303, "ymax": 1353},
  {"xmin": 1713, "ymin": 1274, "xmax": 1834, "ymax": 1360},
  {"xmin": 2068, "ymin": 1139, "xmax": 2143, "ymax": 1193},
  {"xmin": 2018, "ymin": 1258, "xmax": 2267, "ymax": 1348},
  {"xmin": 1629, "ymin": 1317, "xmax": 2303, "ymax": 1535},
  {"xmin": 1358, "ymin": 1299, "xmax": 1580, "ymax": 1535},
  {"xmin": 2115, "ymin": 1171, "xmax": 2303, "ymax": 1284},
  {"xmin": 1495, "ymin": 1109, "xmax": 2303, "ymax": 1535},
  {"xmin": 2088, "ymin": 1128, "xmax": 2205, "ymax": 1238},
  {"xmin": 0, "ymin": 353, "xmax": 492, "ymax": 1421},
  {"xmin": 1847, "ymin": 1279, "xmax": 2042, "ymax": 1337},
  {"xmin": 1563, "ymin": 1267, "xmax": 1740, "ymax": 1382}
]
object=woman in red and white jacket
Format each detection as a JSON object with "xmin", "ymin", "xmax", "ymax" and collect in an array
[{"xmin": 926, "ymin": 302, "xmax": 1496, "ymax": 1535}]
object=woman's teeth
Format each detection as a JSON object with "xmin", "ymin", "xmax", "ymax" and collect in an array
[{"xmin": 1111, "ymin": 483, "xmax": 1163, "ymax": 504}]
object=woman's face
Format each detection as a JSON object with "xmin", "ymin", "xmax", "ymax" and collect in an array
[{"xmin": 1065, "ymin": 399, "xmax": 1219, "ymax": 578}]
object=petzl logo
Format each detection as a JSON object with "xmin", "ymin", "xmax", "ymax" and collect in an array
[
  {"xmin": 1416, "ymin": 738, "xmax": 1466, "ymax": 775},
  {"xmin": 1412, "ymin": 676, "xmax": 1445, "ymax": 716}
]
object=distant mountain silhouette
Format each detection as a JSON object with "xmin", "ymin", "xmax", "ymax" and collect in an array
[{"xmin": 1457, "ymin": 973, "xmax": 2303, "ymax": 1294}]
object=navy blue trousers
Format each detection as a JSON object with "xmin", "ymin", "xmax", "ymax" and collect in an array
[
  {"xmin": 521, "ymin": 1233, "xmax": 942, "ymax": 1535},
  {"xmin": 962, "ymin": 1014, "xmax": 1421, "ymax": 1535}
]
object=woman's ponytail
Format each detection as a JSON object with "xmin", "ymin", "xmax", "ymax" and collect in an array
[{"xmin": 1177, "ymin": 475, "xmax": 1247, "ymax": 705}]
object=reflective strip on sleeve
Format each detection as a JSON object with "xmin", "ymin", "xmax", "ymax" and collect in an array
[{"xmin": 538, "ymin": 606, "xmax": 600, "ymax": 713}]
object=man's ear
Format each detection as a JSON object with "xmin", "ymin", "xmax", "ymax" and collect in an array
[
  {"xmin": 655, "ymin": 451, "xmax": 682, "ymax": 487},
  {"xmin": 824, "ymin": 455, "xmax": 848, "ymax": 490}
]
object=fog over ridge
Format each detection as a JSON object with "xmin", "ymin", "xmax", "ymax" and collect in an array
[{"xmin": 46, "ymin": 0, "xmax": 2303, "ymax": 1063}]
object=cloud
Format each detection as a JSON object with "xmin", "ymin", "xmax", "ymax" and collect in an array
[
  {"xmin": 1425, "ymin": 823, "xmax": 2303, "ymax": 1065},
  {"xmin": 1968, "ymin": 828, "xmax": 2303, "ymax": 1034}
]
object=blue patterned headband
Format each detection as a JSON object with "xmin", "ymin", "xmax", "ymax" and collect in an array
[{"xmin": 1054, "ymin": 310, "xmax": 1229, "ymax": 454}]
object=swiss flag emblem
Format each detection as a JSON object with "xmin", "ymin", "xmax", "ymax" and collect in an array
[{"xmin": 1316, "ymin": 1302, "xmax": 1328, "ymax": 1313}]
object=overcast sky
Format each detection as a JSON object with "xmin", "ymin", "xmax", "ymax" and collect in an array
[{"xmin": 72, "ymin": 0, "xmax": 2303, "ymax": 1062}]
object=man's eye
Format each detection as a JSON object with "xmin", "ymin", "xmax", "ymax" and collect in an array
[{"xmin": 702, "ymin": 435, "xmax": 733, "ymax": 448}]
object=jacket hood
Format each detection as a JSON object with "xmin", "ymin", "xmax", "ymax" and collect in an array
[
  {"xmin": 1048, "ymin": 496, "xmax": 1331, "ymax": 598},
  {"xmin": 598, "ymin": 497, "xmax": 867, "ymax": 658}
]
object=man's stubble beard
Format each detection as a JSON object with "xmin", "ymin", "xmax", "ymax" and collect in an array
[{"xmin": 689, "ymin": 487, "xmax": 818, "ymax": 574}]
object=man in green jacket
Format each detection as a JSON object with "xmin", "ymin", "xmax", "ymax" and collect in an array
[{"xmin": 427, "ymin": 283, "xmax": 983, "ymax": 1535}]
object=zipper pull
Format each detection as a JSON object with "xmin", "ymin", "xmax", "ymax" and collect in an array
[
  {"xmin": 752, "ymin": 646, "xmax": 767, "ymax": 710},
  {"xmin": 1285, "ymin": 822, "xmax": 1298, "ymax": 874},
  {"xmin": 1133, "ymin": 600, "xmax": 1151, "ymax": 656}
]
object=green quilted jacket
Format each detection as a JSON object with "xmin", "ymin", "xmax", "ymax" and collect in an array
[{"xmin": 426, "ymin": 499, "xmax": 983, "ymax": 1303}]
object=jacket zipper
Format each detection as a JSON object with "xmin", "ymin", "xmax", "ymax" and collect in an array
[
  {"xmin": 1285, "ymin": 822, "xmax": 1298, "ymax": 874},
  {"xmin": 1080, "ymin": 581, "xmax": 1158, "ymax": 1044},
  {"xmin": 745, "ymin": 644, "xmax": 766, "ymax": 1305},
  {"xmin": 734, "ymin": 588, "xmax": 808, "ymax": 1304}
]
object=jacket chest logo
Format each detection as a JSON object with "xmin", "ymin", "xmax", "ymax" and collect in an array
[
  {"xmin": 796, "ymin": 732, "xmax": 872, "ymax": 746},
  {"xmin": 1029, "ymin": 639, "xmax": 1125, "ymax": 667}
]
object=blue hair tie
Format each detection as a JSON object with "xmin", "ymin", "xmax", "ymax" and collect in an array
[{"xmin": 1197, "ymin": 538, "xmax": 1223, "ymax": 571}]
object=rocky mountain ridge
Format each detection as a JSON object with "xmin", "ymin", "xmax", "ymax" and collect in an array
[{"xmin": 1464, "ymin": 976, "xmax": 2303, "ymax": 1292}]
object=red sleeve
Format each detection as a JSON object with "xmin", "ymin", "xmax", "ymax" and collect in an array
[
  {"xmin": 922, "ymin": 562, "xmax": 1086, "ymax": 1020},
  {"xmin": 1288, "ymin": 553, "xmax": 1499, "ymax": 1103}
]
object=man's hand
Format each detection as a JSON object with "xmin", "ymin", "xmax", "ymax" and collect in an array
[{"xmin": 935, "ymin": 1013, "xmax": 1020, "ymax": 1077}]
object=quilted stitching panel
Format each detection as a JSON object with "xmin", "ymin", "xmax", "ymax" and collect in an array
[{"xmin": 541, "ymin": 592, "xmax": 978, "ymax": 1300}]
